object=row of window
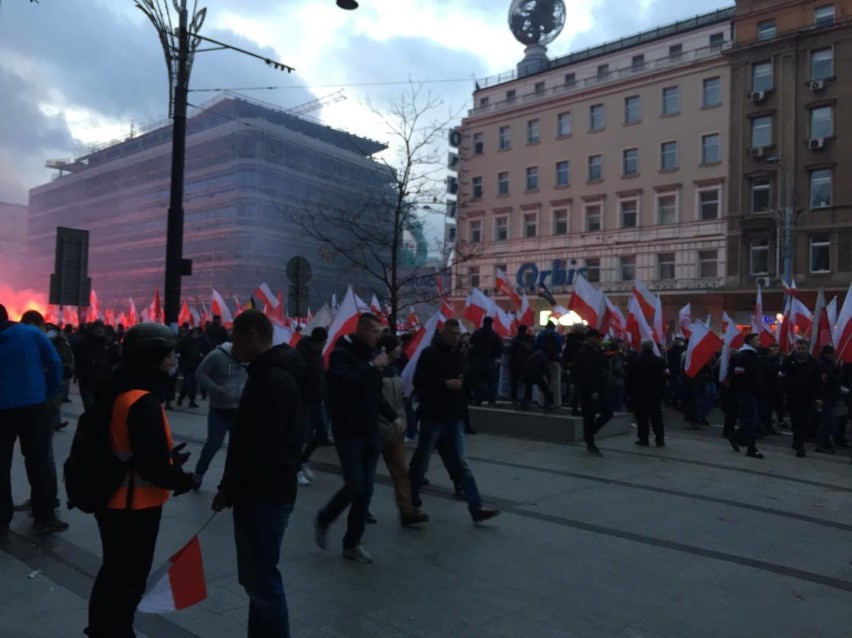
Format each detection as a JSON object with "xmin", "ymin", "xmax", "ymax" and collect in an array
[
  {"xmin": 749, "ymin": 106, "xmax": 833, "ymax": 149},
  {"xmin": 467, "ymin": 190, "xmax": 722, "ymax": 243},
  {"xmin": 755, "ymin": 5, "xmax": 835, "ymax": 41},
  {"xmin": 750, "ymin": 169, "xmax": 833, "ymax": 212},
  {"xmin": 750, "ymin": 47, "xmax": 834, "ymax": 95},
  {"xmin": 746, "ymin": 235, "xmax": 832, "ymax": 275}
]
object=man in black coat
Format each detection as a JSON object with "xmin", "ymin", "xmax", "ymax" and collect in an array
[
  {"xmin": 212, "ymin": 310, "xmax": 305, "ymax": 637},
  {"xmin": 729, "ymin": 333, "xmax": 765, "ymax": 458},
  {"xmin": 469, "ymin": 317, "xmax": 504, "ymax": 405},
  {"xmin": 626, "ymin": 340, "xmax": 668, "ymax": 447},
  {"xmin": 74, "ymin": 320, "xmax": 119, "ymax": 411},
  {"xmin": 409, "ymin": 319, "xmax": 500, "ymax": 523},
  {"xmin": 780, "ymin": 338, "xmax": 819, "ymax": 457},
  {"xmin": 508, "ymin": 325, "xmax": 534, "ymax": 403},
  {"xmin": 572, "ymin": 329, "xmax": 612, "ymax": 456},
  {"xmin": 315, "ymin": 314, "xmax": 394, "ymax": 564},
  {"xmin": 296, "ymin": 327, "xmax": 332, "ymax": 484}
]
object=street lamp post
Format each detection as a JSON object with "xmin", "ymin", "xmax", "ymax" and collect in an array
[{"xmin": 767, "ymin": 156, "xmax": 794, "ymax": 288}]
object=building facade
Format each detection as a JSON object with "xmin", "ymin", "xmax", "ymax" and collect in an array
[
  {"xmin": 725, "ymin": 0, "xmax": 852, "ymax": 319},
  {"xmin": 26, "ymin": 95, "xmax": 391, "ymax": 312},
  {"xmin": 454, "ymin": 9, "xmax": 735, "ymax": 323},
  {"xmin": 0, "ymin": 201, "xmax": 28, "ymax": 285}
]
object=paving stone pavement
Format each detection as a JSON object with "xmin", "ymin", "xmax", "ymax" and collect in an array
[{"xmin": 2, "ymin": 394, "xmax": 851, "ymax": 637}]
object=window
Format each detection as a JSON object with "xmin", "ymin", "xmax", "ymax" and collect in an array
[
  {"xmin": 810, "ymin": 169, "xmax": 832, "ymax": 207},
  {"xmin": 657, "ymin": 194, "xmax": 678, "ymax": 224},
  {"xmin": 631, "ymin": 55, "xmax": 645, "ymax": 72},
  {"xmin": 472, "ymin": 176, "xmax": 483, "ymax": 199},
  {"xmin": 703, "ymin": 77, "xmax": 721, "ymax": 107},
  {"xmin": 699, "ymin": 189, "xmax": 720, "ymax": 220},
  {"xmin": 757, "ymin": 19, "xmax": 776, "ymax": 40},
  {"xmin": 815, "ymin": 5, "xmax": 835, "ymax": 27},
  {"xmin": 625, "ymin": 96, "xmax": 640, "ymax": 123},
  {"xmin": 506, "ymin": 89, "xmax": 516, "ymax": 102},
  {"xmin": 699, "ymin": 250, "xmax": 718, "ymax": 278},
  {"xmin": 620, "ymin": 256, "xmax": 636, "ymax": 282},
  {"xmin": 810, "ymin": 235, "xmax": 831, "ymax": 272},
  {"xmin": 448, "ymin": 226, "xmax": 457, "ymax": 243},
  {"xmin": 585, "ymin": 258, "xmax": 601, "ymax": 282},
  {"xmin": 702, "ymin": 134, "xmax": 721, "ymax": 164},
  {"xmin": 597, "ymin": 64, "xmax": 610, "ymax": 79},
  {"xmin": 557, "ymin": 112, "xmax": 572, "ymax": 137},
  {"xmin": 662, "ymin": 86, "xmax": 680, "ymax": 115},
  {"xmin": 751, "ymin": 178, "xmax": 771, "ymax": 212},
  {"xmin": 709, "ymin": 32, "xmax": 725, "ymax": 49},
  {"xmin": 469, "ymin": 266, "xmax": 480, "ymax": 289},
  {"xmin": 751, "ymin": 116, "xmax": 773, "ymax": 148},
  {"xmin": 523, "ymin": 213, "xmax": 538, "ymax": 238},
  {"xmin": 479, "ymin": 97, "xmax": 489, "ymax": 108},
  {"xmin": 555, "ymin": 161, "xmax": 570, "ymax": 187},
  {"xmin": 590, "ymin": 104, "xmax": 605, "ymax": 131},
  {"xmin": 585, "ymin": 204, "xmax": 602, "ymax": 232},
  {"xmin": 564, "ymin": 73, "xmax": 576, "ymax": 87},
  {"xmin": 499, "ymin": 126, "xmax": 511, "ymax": 150},
  {"xmin": 658, "ymin": 253, "xmax": 676, "ymax": 281},
  {"xmin": 498, "ymin": 171, "xmax": 510, "ymax": 195},
  {"xmin": 588, "ymin": 155, "xmax": 603, "ymax": 181},
  {"xmin": 473, "ymin": 133, "xmax": 484, "ymax": 155},
  {"xmin": 660, "ymin": 141, "xmax": 678, "ymax": 170},
  {"xmin": 749, "ymin": 238, "xmax": 769, "ymax": 274},
  {"xmin": 527, "ymin": 119, "xmax": 541, "ymax": 144},
  {"xmin": 811, "ymin": 48, "xmax": 833, "ymax": 80},
  {"xmin": 535, "ymin": 81, "xmax": 545, "ymax": 94},
  {"xmin": 526, "ymin": 166, "xmax": 539, "ymax": 191},
  {"xmin": 553, "ymin": 208, "xmax": 568, "ymax": 235},
  {"xmin": 620, "ymin": 200, "xmax": 638, "ymax": 228},
  {"xmin": 623, "ymin": 148, "xmax": 639, "ymax": 176},
  {"xmin": 669, "ymin": 43, "xmax": 683, "ymax": 59},
  {"xmin": 752, "ymin": 62, "xmax": 773, "ymax": 92},
  {"xmin": 469, "ymin": 219, "xmax": 482, "ymax": 243},
  {"xmin": 810, "ymin": 106, "xmax": 833, "ymax": 139},
  {"xmin": 495, "ymin": 216, "xmax": 509, "ymax": 241}
]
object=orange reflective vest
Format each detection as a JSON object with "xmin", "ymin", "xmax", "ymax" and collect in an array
[{"xmin": 107, "ymin": 389, "xmax": 174, "ymax": 510}]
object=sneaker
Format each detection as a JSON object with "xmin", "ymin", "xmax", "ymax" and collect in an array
[
  {"xmin": 33, "ymin": 515, "xmax": 69, "ymax": 533},
  {"xmin": 727, "ymin": 436, "xmax": 741, "ymax": 453},
  {"xmin": 745, "ymin": 449, "xmax": 765, "ymax": 459},
  {"xmin": 585, "ymin": 445, "xmax": 603, "ymax": 457},
  {"xmin": 297, "ymin": 471, "xmax": 311, "ymax": 486},
  {"xmin": 400, "ymin": 511, "xmax": 430, "ymax": 527},
  {"xmin": 301, "ymin": 466, "xmax": 315, "ymax": 481},
  {"xmin": 314, "ymin": 517, "xmax": 328, "ymax": 551},
  {"xmin": 471, "ymin": 507, "xmax": 501, "ymax": 523},
  {"xmin": 343, "ymin": 545, "xmax": 373, "ymax": 563},
  {"xmin": 635, "ymin": 440, "xmax": 650, "ymax": 447}
]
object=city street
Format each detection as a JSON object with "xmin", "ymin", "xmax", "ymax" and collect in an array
[{"xmin": 2, "ymin": 395, "xmax": 851, "ymax": 638}]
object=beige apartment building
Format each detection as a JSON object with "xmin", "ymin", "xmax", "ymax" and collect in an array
[{"xmin": 454, "ymin": 8, "xmax": 735, "ymax": 324}]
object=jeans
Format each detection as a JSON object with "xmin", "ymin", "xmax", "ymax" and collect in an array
[
  {"xmin": 580, "ymin": 396, "xmax": 613, "ymax": 447},
  {"xmin": 404, "ymin": 395, "xmax": 418, "ymax": 439},
  {"xmin": 610, "ymin": 385, "xmax": 624, "ymax": 412},
  {"xmin": 788, "ymin": 402, "xmax": 814, "ymax": 451},
  {"xmin": 194, "ymin": 407, "xmax": 237, "ymax": 478},
  {"xmin": 635, "ymin": 400, "xmax": 664, "ymax": 444},
  {"xmin": 736, "ymin": 394, "xmax": 759, "ymax": 450},
  {"xmin": 299, "ymin": 402, "xmax": 329, "ymax": 465},
  {"xmin": 473, "ymin": 358, "xmax": 498, "ymax": 404},
  {"xmin": 317, "ymin": 433, "xmax": 382, "ymax": 548},
  {"xmin": 178, "ymin": 369, "xmax": 197, "ymax": 403},
  {"xmin": 0, "ymin": 403, "xmax": 57, "ymax": 526},
  {"xmin": 409, "ymin": 418, "xmax": 482, "ymax": 514},
  {"xmin": 87, "ymin": 507, "xmax": 162, "ymax": 638},
  {"xmin": 817, "ymin": 401, "xmax": 837, "ymax": 447},
  {"xmin": 234, "ymin": 502, "xmax": 294, "ymax": 638},
  {"xmin": 382, "ymin": 439, "xmax": 417, "ymax": 513}
]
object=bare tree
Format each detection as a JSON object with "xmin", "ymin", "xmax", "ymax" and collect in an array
[{"xmin": 289, "ymin": 83, "xmax": 474, "ymax": 328}]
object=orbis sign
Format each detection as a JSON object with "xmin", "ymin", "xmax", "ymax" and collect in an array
[{"xmin": 516, "ymin": 260, "xmax": 588, "ymax": 288}]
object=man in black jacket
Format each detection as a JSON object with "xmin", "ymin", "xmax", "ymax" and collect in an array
[
  {"xmin": 626, "ymin": 340, "xmax": 668, "ymax": 447},
  {"xmin": 213, "ymin": 310, "xmax": 305, "ymax": 637},
  {"xmin": 74, "ymin": 320, "xmax": 119, "ymax": 411},
  {"xmin": 572, "ymin": 329, "xmax": 612, "ymax": 456},
  {"xmin": 409, "ymin": 319, "xmax": 500, "ymax": 523},
  {"xmin": 315, "ymin": 313, "xmax": 392, "ymax": 564},
  {"xmin": 296, "ymin": 327, "xmax": 331, "ymax": 486},
  {"xmin": 780, "ymin": 338, "xmax": 819, "ymax": 457},
  {"xmin": 729, "ymin": 334, "xmax": 765, "ymax": 458},
  {"xmin": 469, "ymin": 317, "xmax": 504, "ymax": 405}
]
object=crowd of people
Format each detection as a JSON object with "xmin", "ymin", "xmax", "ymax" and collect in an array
[{"xmin": 1, "ymin": 300, "xmax": 850, "ymax": 638}]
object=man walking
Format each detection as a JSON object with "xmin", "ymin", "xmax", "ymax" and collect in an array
[
  {"xmin": 780, "ymin": 338, "xmax": 819, "ymax": 458},
  {"xmin": 729, "ymin": 334, "xmax": 765, "ymax": 459},
  {"xmin": 572, "ymin": 329, "xmax": 613, "ymax": 456},
  {"xmin": 410, "ymin": 319, "xmax": 501, "ymax": 523},
  {"xmin": 626, "ymin": 340, "xmax": 667, "ymax": 447},
  {"xmin": 315, "ymin": 314, "xmax": 392, "ymax": 564},
  {"xmin": 296, "ymin": 327, "xmax": 332, "ymax": 486},
  {"xmin": 213, "ymin": 310, "xmax": 305, "ymax": 637}
]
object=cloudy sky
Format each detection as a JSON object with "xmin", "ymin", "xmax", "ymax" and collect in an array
[{"xmin": 0, "ymin": 0, "xmax": 731, "ymax": 206}]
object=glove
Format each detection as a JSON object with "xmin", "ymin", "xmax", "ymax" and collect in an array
[{"xmin": 171, "ymin": 442, "xmax": 191, "ymax": 467}]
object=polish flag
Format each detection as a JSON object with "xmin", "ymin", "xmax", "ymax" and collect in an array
[
  {"xmin": 323, "ymin": 286, "xmax": 362, "ymax": 367},
  {"xmin": 87, "ymin": 290, "xmax": 100, "ymax": 324},
  {"xmin": 210, "ymin": 289, "xmax": 233, "ymax": 324},
  {"xmin": 632, "ymin": 277, "xmax": 656, "ymax": 320},
  {"xmin": 440, "ymin": 297, "xmax": 454, "ymax": 319},
  {"xmin": 463, "ymin": 288, "xmax": 493, "ymax": 327},
  {"xmin": 679, "ymin": 304, "xmax": 692, "ymax": 338},
  {"xmin": 370, "ymin": 294, "xmax": 386, "ymax": 319},
  {"xmin": 753, "ymin": 284, "xmax": 775, "ymax": 348},
  {"xmin": 199, "ymin": 303, "xmax": 211, "ymax": 326},
  {"xmin": 495, "ymin": 268, "xmax": 522, "ymax": 308},
  {"xmin": 406, "ymin": 306, "xmax": 420, "ymax": 329},
  {"xmin": 810, "ymin": 287, "xmax": 833, "ymax": 357},
  {"xmin": 683, "ymin": 321, "xmax": 723, "ymax": 378},
  {"xmin": 568, "ymin": 273, "xmax": 605, "ymax": 330},
  {"xmin": 626, "ymin": 295, "xmax": 660, "ymax": 356},
  {"xmin": 492, "ymin": 305, "xmax": 514, "ymax": 338},
  {"xmin": 254, "ymin": 283, "xmax": 279, "ymax": 310},
  {"xmin": 833, "ymin": 283, "xmax": 852, "ymax": 363},
  {"xmin": 652, "ymin": 295, "xmax": 664, "ymax": 346},
  {"xmin": 786, "ymin": 281, "xmax": 813, "ymax": 333},
  {"xmin": 137, "ymin": 536, "xmax": 207, "ymax": 614},
  {"xmin": 778, "ymin": 295, "xmax": 793, "ymax": 354},
  {"xmin": 401, "ymin": 311, "xmax": 442, "ymax": 396},
  {"xmin": 720, "ymin": 311, "xmax": 743, "ymax": 384},
  {"xmin": 128, "ymin": 298, "xmax": 139, "ymax": 326},
  {"xmin": 721, "ymin": 311, "xmax": 745, "ymax": 350},
  {"xmin": 272, "ymin": 324, "xmax": 302, "ymax": 348},
  {"xmin": 604, "ymin": 295, "xmax": 626, "ymax": 339},
  {"xmin": 518, "ymin": 290, "xmax": 534, "ymax": 327}
]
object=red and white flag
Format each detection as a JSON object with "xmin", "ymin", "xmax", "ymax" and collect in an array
[
  {"xmin": 604, "ymin": 295, "xmax": 625, "ymax": 339},
  {"xmin": 440, "ymin": 297, "xmax": 454, "ymax": 319},
  {"xmin": 810, "ymin": 287, "xmax": 833, "ymax": 356},
  {"xmin": 406, "ymin": 306, "xmax": 420, "ymax": 329},
  {"xmin": 254, "ymin": 283, "xmax": 279, "ymax": 310},
  {"xmin": 401, "ymin": 311, "xmax": 442, "ymax": 396},
  {"xmin": 684, "ymin": 321, "xmax": 723, "ymax": 378},
  {"xmin": 568, "ymin": 273, "xmax": 605, "ymax": 330},
  {"xmin": 752, "ymin": 284, "xmax": 775, "ymax": 348},
  {"xmin": 626, "ymin": 295, "xmax": 660, "ymax": 356},
  {"xmin": 137, "ymin": 535, "xmax": 207, "ymax": 614},
  {"xmin": 719, "ymin": 311, "xmax": 743, "ymax": 384},
  {"xmin": 833, "ymin": 283, "xmax": 852, "ymax": 363},
  {"xmin": 273, "ymin": 324, "xmax": 302, "ymax": 348},
  {"xmin": 778, "ymin": 295, "xmax": 793, "ymax": 354},
  {"xmin": 495, "ymin": 268, "xmax": 522, "ymax": 308},
  {"xmin": 492, "ymin": 305, "xmax": 514, "ymax": 338},
  {"xmin": 679, "ymin": 304, "xmax": 692, "ymax": 338},
  {"xmin": 721, "ymin": 311, "xmax": 745, "ymax": 350},
  {"xmin": 463, "ymin": 288, "xmax": 493, "ymax": 328},
  {"xmin": 632, "ymin": 277, "xmax": 656, "ymax": 321},
  {"xmin": 210, "ymin": 289, "xmax": 233, "ymax": 324},
  {"xmin": 517, "ymin": 290, "xmax": 534, "ymax": 327},
  {"xmin": 323, "ymin": 286, "xmax": 362, "ymax": 367},
  {"xmin": 652, "ymin": 294, "xmax": 664, "ymax": 346}
]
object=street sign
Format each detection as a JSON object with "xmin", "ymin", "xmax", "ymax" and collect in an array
[
  {"xmin": 49, "ymin": 227, "xmax": 90, "ymax": 307},
  {"xmin": 286, "ymin": 256, "xmax": 311, "ymax": 285}
]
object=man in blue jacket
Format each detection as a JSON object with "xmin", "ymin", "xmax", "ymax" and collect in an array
[{"xmin": 0, "ymin": 306, "xmax": 67, "ymax": 533}]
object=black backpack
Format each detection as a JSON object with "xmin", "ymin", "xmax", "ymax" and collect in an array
[{"xmin": 63, "ymin": 393, "xmax": 129, "ymax": 513}]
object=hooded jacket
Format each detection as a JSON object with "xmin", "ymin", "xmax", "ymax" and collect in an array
[
  {"xmin": 0, "ymin": 322, "xmax": 63, "ymax": 410},
  {"xmin": 218, "ymin": 345, "xmax": 305, "ymax": 505},
  {"xmin": 196, "ymin": 343, "xmax": 247, "ymax": 410}
]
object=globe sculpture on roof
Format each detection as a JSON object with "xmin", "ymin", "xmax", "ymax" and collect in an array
[{"xmin": 508, "ymin": 0, "xmax": 566, "ymax": 46}]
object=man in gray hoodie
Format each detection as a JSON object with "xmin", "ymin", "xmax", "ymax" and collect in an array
[{"xmin": 191, "ymin": 342, "xmax": 248, "ymax": 490}]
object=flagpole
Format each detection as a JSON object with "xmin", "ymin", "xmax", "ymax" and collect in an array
[{"xmin": 195, "ymin": 512, "xmax": 219, "ymax": 537}]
